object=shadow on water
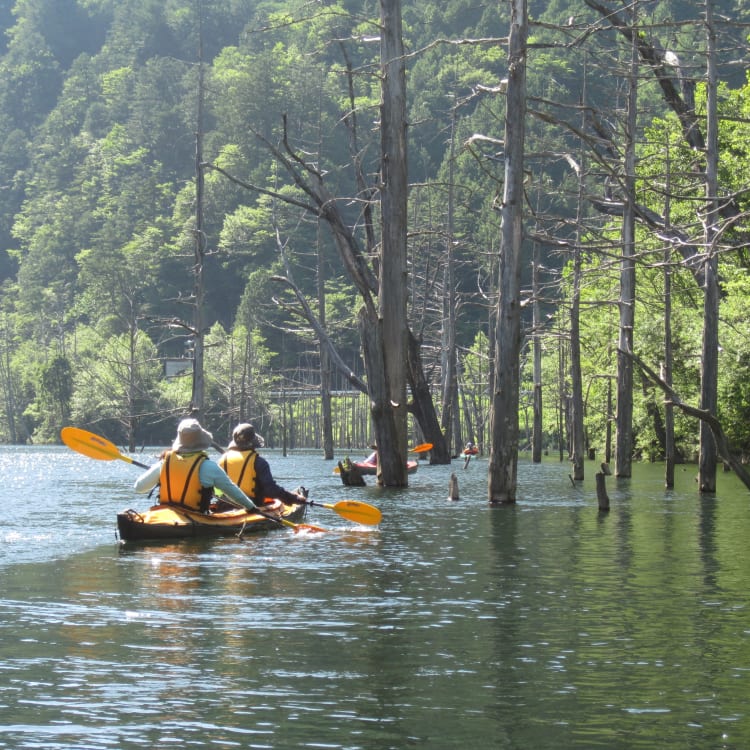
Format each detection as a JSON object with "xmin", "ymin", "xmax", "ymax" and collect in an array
[{"xmin": 1, "ymin": 448, "xmax": 749, "ymax": 748}]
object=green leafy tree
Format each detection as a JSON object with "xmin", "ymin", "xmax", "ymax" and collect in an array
[{"xmin": 71, "ymin": 326, "xmax": 163, "ymax": 446}]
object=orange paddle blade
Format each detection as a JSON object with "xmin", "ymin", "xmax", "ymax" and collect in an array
[
  {"xmin": 280, "ymin": 518, "xmax": 327, "ymax": 533},
  {"xmin": 409, "ymin": 443, "xmax": 433, "ymax": 453}
]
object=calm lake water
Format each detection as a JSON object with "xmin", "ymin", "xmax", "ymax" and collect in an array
[{"xmin": 1, "ymin": 445, "xmax": 749, "ymax": 749}]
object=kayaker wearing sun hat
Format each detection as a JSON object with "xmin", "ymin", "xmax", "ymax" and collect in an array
[
  {"xmin": 134, "ymin": 418, "xmax": 260, "ymax": 514},
  {"xmin": 219, "ymin": 422, "xmax": 308, "ymax": 509}
]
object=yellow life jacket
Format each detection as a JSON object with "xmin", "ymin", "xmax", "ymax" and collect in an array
[
  {"xmin": 160, "ymin": 450, "xmax": 209, "ymax": 512},
  {"xmin": 220, "ymin": 449, "xmax": 258, "ymax": 499}
]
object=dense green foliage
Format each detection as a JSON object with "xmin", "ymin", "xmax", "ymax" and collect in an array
[{"xmin": 0, "ymin": 0, "xmax": 749, "ymax": 463}]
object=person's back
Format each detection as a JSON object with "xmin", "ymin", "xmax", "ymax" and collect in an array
[
  {"xmin": 134, "ymin": 418, "xmax": 261, "ymax": 515},
  {"xmin": 160, "ymin": 449, "xmax": 210, "ymax": 511},
  {"xmin": 222, "ymin": 423, "xmax": 308, "ymax": 507},
  {"xmin": 220, "ymin": 447, "xmax": 258, "ymax": 498}
]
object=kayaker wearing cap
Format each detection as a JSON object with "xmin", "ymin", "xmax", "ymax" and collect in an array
[
  {"xmin": 133, "ymin": 418, "xmax": 260, "ymax": 514},
  {"xmin": 219, "ymin": 422, "xmax": 308, "ymax": 510}
]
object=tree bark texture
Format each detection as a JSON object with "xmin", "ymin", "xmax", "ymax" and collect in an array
[
  {"xmin": 699, "ymin": 0, "xmax": 719, "ymax": 493},
  {"xmin": 614, "ymin": 8, "xmax": 638, "ymax": 478},
  {"xmin": 569, "ymin": 243, "xmax": 585, "ymax": 481},
  {"xmin": 376, "ymin": 0, "xmax": 409, "ymax": 486},
  {"xmin": 488, "ymin": 0, "xmax": 527, "ymax": 504},
  {"xmin": 190, "ymin": 31, "xmax": 207, "ymax": 422},
  {"xmin": 531, "ymin": 237, "xmax": 542, "ymax": 463}
]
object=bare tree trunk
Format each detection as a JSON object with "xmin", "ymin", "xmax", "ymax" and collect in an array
[
  {"xmin": 314, "ymin": 72, "xmax": 334, "ymax": 462},
  {"xmin": 0, "ymin": 311, "xmax": 19, "ymax": 442},
  {"xmin": 441, "ymin": 105, "xmax": 460, "ymax": 454},
  {"xmin": 190, "ymin": 18, "xmax": 206, "ymax": 421},
  {"xmin": 605, "ymin": 372, "xmax": 612, "ymax": 465},
  {"xmin": 569, "ymin": 236, "xmax": 585, "ymax": 480},
  {"xmin": 317, "ymin": 222, "xmax": 334, "ymax": 460},
  {"xmin": 407, "ymin": 330, "xmax": 450, "ymax": 463},
  {"xmin": 488, "ymin": 0, "xmax": 527, "ymax": 504},
  {"xmin": 531, "ymin": 233, "xmax": 542, "ymax": 463},
  {"xmin": 531, "ymin": 178, "xmax": 545, "ymax": 463},
  {"xmin": 699, "ymin": 0, "xmax": 719, "ymax": 493},
  {"xmin": 568, "ymin": 57, "xmax": 596, "ymax": 480},
  {"xmin": 558, "ymin": 342, "xmax": 566, "ymax": 462},
  {"xmin": 206, "ymin": 7, "xmax": 448, "ymax": 465},
  {"xmin": 614, "ymin": 4, "xmax": 638, "ymax": 478},
  {"xmin": 375, "ymin": 0, "xmax": 408, "ymax": 486},
  {"xmin": 569, "ymin": 126, "xmax": 587, "ymax": 481},
  {"xmin": 663, "ymin": 141, "xmax": 675, "ymax": 488},
  {"xmin": 127, "ymin": 321, "xmax": 137, "ymax": 452}
]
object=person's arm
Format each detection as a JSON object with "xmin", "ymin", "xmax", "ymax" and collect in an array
[
  {"xmin": 254, "ymin": 455, "xmax": 306, "ymax": 504},
  {"xmin": 134, "ymin": 462, "xmax": 161, "ymax": 493},
  {"xmin": 200, "ymin": 460, "xmax": 259, "ymax": 512}
]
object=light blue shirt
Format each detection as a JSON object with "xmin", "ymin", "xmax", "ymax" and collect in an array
[{"xmin": 134, "ymin": 455, "xmax": 259, "ymax": 512}]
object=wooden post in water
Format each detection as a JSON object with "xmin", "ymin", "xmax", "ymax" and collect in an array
[
  {"xmin": 448, "ymin": 472, "xmax": 460, "ymax": 501},
  {"xmin": 596, "ymin": 472, "xmax": 609, "ymax": 512}
]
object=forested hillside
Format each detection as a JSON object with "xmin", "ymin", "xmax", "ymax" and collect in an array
[{"xmin": 1, "ymin": 0, "xmax": 749, "ymax": 479}]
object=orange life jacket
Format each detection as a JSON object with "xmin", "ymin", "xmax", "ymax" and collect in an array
[
  {"xmin": 220, "ymin": 449, "xmax": 258, "ymax": 499},
  {"xmin": 160, "ymin": 450, "xmax": 209, "ymax": 512}
]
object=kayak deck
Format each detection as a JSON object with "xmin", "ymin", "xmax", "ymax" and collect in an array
[{"xmin": 117, "ymin": 502, "xmax": 306, "ymax": 542}]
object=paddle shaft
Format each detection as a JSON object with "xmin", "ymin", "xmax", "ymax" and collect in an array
[{"xmin": 254, "ymin": 510, "xmax": 326, "ymax": 533}]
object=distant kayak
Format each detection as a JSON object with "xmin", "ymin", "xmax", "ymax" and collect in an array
[{"xmin": 352, "ymin": 458, "xmax": 419, "ymax": 475}]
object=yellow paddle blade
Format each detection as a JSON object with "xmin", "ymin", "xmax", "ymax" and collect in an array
[
  {"xmin": 61, "ymin": 427, "xmax": 149, "ymax": 469},
  {"xmin": 326, "ymin": 500, "xmax": 382, "ymax": 525},
  {"xmin": 409, "ymin": 442, "xmax": 433, "ymax": 453}
]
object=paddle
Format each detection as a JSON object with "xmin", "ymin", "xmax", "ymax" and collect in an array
[
  {"xmin": 207, "ymin": 443, "xmax": 381, "ymax": 527},
  {"xmin": 61, "ymin": 426, "xmax": 150, "ymax": 469},
  {"xmin": 256, "ymin": 511, "xmax": 327, "ymax": 534},
  {"xmin": 61, "ymin": 426, "xmax": 327, "ymax": 533},
  {"xmin": 300, "ymin": 499, "xmax": 381, "ymax": 525}
]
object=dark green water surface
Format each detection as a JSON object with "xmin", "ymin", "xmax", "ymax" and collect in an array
[{"xmin": 1, "ymin": 446, "xmax": 749, "ymax": 748}]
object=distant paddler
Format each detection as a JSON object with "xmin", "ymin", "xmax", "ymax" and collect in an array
[{"xmin": 462, "ymin": 441, "xmax": 478, "ymax": 469}]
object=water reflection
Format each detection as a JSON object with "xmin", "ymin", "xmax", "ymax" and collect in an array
[{"xmin": 1, "ymin": 450, "xmax": 750, "ymax": 748}]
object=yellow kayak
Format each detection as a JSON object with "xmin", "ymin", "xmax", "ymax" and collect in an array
[{"xmin": 116, "ymin": 501, "xmax": 307, "ymax": 542}]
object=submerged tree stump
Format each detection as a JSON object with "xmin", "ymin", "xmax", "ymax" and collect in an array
[
  {"xmin": 596, "ymin": 472, "xmax": 610, "ymax": 511},
  {"xmin": 338, "ymin": 458, "xmax": 366, "ymax": 486},
  {"xmin": 448, "ymin": 472, "xmax": 460, "ymax": 501}
]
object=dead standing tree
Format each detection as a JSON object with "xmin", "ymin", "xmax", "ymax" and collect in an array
[
  {"xmin": 584, "ymin": 0, "xmax": 723, "ymax": 491},
  {"xmin": 625, "ymin": 349, "xmax": 750, "ymax": 492},
  {"xmin": 373, "ymin": 0, "xmax": 409, "ymax": 485},
  {"xmin": 206, "ymin": 1, "xmax": 450, "ymax": 481},
  {"xmin": 488, "ymin": 0, "xmax": 528, "ymax": 504}
]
